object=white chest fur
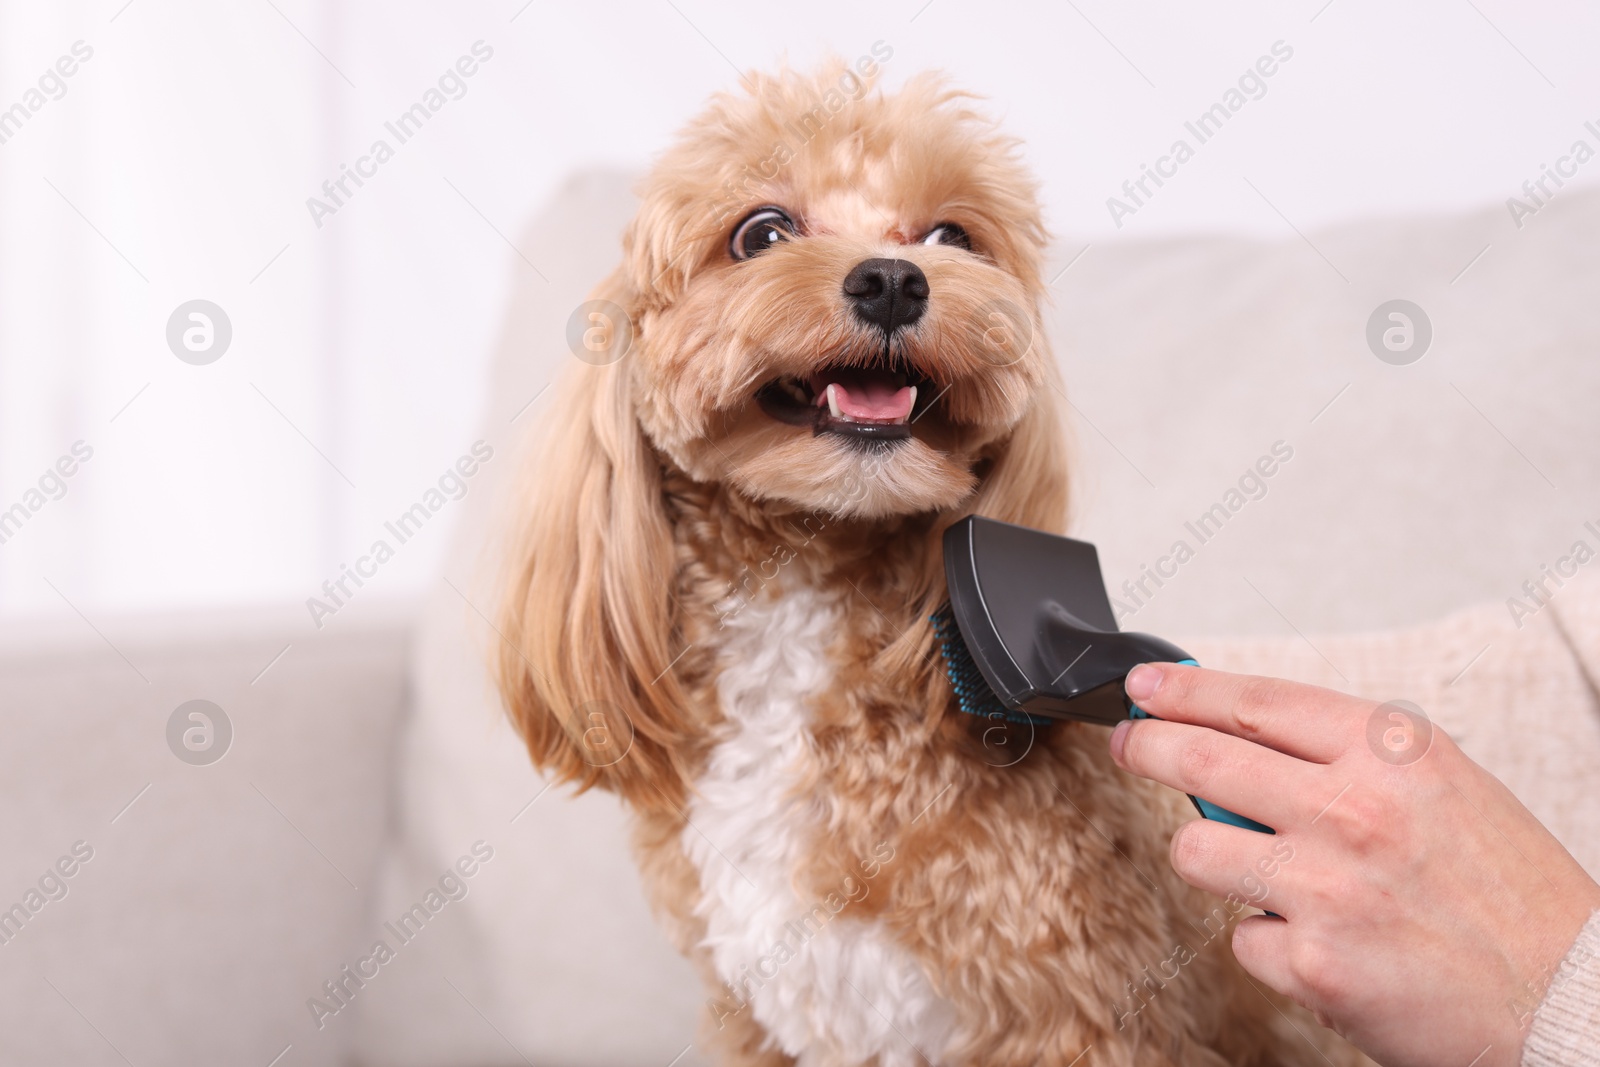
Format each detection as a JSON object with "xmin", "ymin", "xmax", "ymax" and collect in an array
[{"xmin": 685, "ymin": 586, "xmax": 955, "ymax": 1066}]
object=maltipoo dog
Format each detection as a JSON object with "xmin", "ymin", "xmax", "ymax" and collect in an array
[{"xmin": 496, "ymin": 59, "xmax": 1358, "ymax": 1067}]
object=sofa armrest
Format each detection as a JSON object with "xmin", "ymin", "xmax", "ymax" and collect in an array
[{"xmin": 0, "ymin": 603, "xmax": 414, "ymax": 1067}]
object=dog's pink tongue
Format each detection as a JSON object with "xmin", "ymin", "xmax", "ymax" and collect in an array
[{"xmin": 811, "ymin": 369, "xmax": 915, "ymax": 421}]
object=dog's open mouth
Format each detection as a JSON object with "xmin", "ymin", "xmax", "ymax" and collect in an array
[{"xmin": 756, "ymin": 362, "xmax": 933, "ymax": 442}]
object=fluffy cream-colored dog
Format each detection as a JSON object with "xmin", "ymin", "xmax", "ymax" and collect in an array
[{"xmin": 497, "ymin": 60, "xmax": 1359, "ymax": 1067}]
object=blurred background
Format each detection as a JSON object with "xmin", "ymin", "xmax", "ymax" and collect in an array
[
  {"xmin": 3, "ymin": 0, "xmax": 1597, "ymax": 618},
  {"xmin": 2, "ymin": 1, "xmax": 1598, "ymax": 1065}
]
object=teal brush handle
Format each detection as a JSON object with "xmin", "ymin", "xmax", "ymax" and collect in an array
[{"xmin": 1129, "ymin": 660, "xmax": 1273, "ymax": 835}]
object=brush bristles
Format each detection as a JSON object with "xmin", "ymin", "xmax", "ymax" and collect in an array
[{"xmin": 932, "ymin": 603, "xmax": 1047, "ymax": 725}]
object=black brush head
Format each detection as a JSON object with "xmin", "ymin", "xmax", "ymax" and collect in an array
[
  {"xmin": 938, "ymin": 516, "xmax": 1190, "ymax": 727},
  {"xmin": 931, "ymin": 604, "xmax": 1047, "ymax": 725}
]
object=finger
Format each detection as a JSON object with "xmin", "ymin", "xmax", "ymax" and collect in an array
[
  {"xmin": 1125, "ymin": 663, "xmax": 1364, "ymax": 763},
  {"xmin": 1229, "ymin": 914, "xmax": 1306, "ymax": 1005},
  {"xmin": 1164, "ymin": 819, "xmax": 1299, "ymax": 914},
  {"xmin": 1110, "ymin": 717, "xmax": 1326, "ymax": 831}
]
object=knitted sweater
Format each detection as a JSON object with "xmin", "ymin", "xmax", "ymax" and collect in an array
[{"xmin": 1524, "ymin": 910, "xmax": 1600, "ymax": 1067}]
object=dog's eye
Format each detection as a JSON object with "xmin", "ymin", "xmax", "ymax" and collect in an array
[
  {"xmin": 730, "ymin": 208, "xmax": 795, "ymax": 261},
  {"xmin": 921, "ymin": 223, "xmax": 971, "ymax": 250}
]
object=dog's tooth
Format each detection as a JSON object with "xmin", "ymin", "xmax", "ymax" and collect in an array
[
  {"xmin": 880, "ymin": 386, "xmax": 917, "ymax": 425},
  {"xmin": 826, "ymin": 383, "xmax": 842, "ymax": 419}
]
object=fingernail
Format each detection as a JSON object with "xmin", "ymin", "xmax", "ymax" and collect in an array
[
  {"xmin": 1109, "ymin": 719, "xmax": 1132, "ymax": 763},
  {"xmin": 1126, "ymin": 663, "xmax": 1162, "ymax": 702}
]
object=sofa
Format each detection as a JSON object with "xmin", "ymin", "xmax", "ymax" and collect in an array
[{"xmin": 6, "ymin": 172, "xmax": 1598, "ymax": 1066}]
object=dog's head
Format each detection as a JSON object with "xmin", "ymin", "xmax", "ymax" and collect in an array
[
  {"xmin": 620, "ymin": 61, "xmax": 1054, "ymax": 519},
  {"xmin": 500, "ymin": 62, "xmax": 1070, "ymax": 804}
]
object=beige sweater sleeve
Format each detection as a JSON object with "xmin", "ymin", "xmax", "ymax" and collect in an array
[{"xmin": 1523, "ymin": 909, "xmax": 1600, "ymax": 1067}]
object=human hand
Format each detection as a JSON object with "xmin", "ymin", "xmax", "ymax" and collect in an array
[{"xmin": 1108, "ymin": 663, "xmax": 1600, "ymax": 1067}]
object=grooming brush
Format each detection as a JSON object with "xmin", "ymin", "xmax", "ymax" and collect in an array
[{"xmin": 934, "ymin": 515, "xmax": 1271, "ymax": 834}]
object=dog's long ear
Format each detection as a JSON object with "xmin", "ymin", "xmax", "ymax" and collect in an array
[{"xmin": 496, "ymin": 275, "xmax": 692, "ymax": 811}]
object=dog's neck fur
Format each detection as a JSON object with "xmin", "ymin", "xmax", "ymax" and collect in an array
[
  {"xmin": 654, "ymin": 457, "xmax": 969, "ymax": 1064},
  {"xmin": 659, "ymin": 458, "xmax": 948, "ymax": 603}
]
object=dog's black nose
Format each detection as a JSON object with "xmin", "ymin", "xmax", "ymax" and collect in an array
[{"xmin": 842, "ymin": 258, "xmax": 928, "ymax": 332}]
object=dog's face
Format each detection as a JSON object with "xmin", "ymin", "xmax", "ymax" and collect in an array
[{"xmin": 616, "ymin": 64, "xmax": 1052, "ymax": 520}]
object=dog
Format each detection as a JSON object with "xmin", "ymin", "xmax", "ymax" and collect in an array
[{"xmin": 496, "ymin": 61, "xmax": 1360, "ymax": 1067}]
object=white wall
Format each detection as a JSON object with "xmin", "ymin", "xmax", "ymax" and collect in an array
[{"xmin": 1, "ymin": 0, "xmax": 1596, "ymax": 619}]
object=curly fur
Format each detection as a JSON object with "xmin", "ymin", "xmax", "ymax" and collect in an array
[{"xmin": 496, "ymin": 61, "xmax": 1362, "ymax": 1067}]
